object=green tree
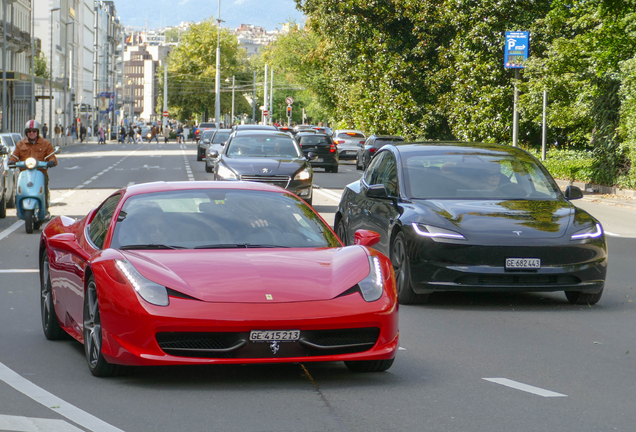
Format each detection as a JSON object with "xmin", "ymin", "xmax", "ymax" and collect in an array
[
  {"xmin": 158, "ymin": 18, "xmax": 253, "ymax": 123},
  {"xmin": 34, "ymin": 52, "xmax": 49, "ymax": 79}
]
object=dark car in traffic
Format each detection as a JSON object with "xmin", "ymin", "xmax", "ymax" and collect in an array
[
  {"xmin": 356, "ymin": 135, "xmax": 404, "ymax": 170},
  {"xmin": 197, "ymin": 130, "xmax": 216, "ymax": 161},
  {"xmin": 194, "ymin": 122, "xmax": 218, "ymax": 142},
  {"xmin": 335, "ymin": 142, "xmax": 607, "ymax": 305},
  {"xmin": 210, "ymin": 130, "xmax": 314, "ymax": 205},
  {"xmin": 296, "ymin": 132, "xmax": 339, "ymax": 173},
  {"xmin": 204, "ymin": 129, "xmax": 232, "ymax": 172}
]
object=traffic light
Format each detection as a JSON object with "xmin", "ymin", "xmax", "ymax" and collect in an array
[{"xmin": 286, "ymin": 105, "xmax": 292, "ymax": 118}]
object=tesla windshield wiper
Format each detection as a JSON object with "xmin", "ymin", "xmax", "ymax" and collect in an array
[
  {"xmin": 120, "ymin": 244, "xmax": 186, "ymax": 250},
  {"xmin": 194, "ymin": 244, "xmax": 289, "ymax": 249}
]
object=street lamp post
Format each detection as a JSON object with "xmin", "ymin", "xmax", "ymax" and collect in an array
[
  {"xmin": 231, "ymin": 75, "xmax": 235, "ymax": 125},
  {"xmin": 49, "ymin": 6, "xmax": 61, "ymax": 139},
  {"xmin": 214, "ymin": 0, "xmax": 222, "ymax": 125},
  {"xmin": 63, "ymin": 21, "xmax": 74, "ymax": 134}
]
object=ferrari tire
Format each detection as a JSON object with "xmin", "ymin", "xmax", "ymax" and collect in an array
[
  {"xmin": 565, "ymin": 288, "xmax": 604, "ymax": 305},
  {"xmin": 0, "ymin": 191, "xmax": 6, "ymax": 218},
  {"xmin": 40, "ymin": 248, "xmax": 66, "ymax": 340},
  {"xmin": 335, "ymin": 218, "xmax": 348, "ymax": 245},
  {"xmin": 84, "ymin": 276, "xmax": 124, "ymax": 377},
  {"xmin": 391, "ymin": 232, "xmax": 428, "ymax": 305},
  {"xmin": 24, "ymin": 209, "xmax": 34, "ymax": 233},
  {"xmin": 344, "ymin": 358, "xmax": 394, "ymax": 372}
]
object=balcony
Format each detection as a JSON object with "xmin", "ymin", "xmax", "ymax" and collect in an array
[{"xmin": 0, "ymin": 21, "xmax": 31, "ymax": 53}]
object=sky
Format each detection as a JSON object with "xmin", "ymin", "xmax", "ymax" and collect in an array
[{"xmin": 116, "ymin": 0, "xmax": 305, "ymax": 31}]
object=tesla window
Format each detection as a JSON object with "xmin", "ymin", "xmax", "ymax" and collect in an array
[
  {"xmin": 402, "ymin": 152, "xmax": 560, "ymax": 200},
  {"xmin": 226, "ymin": 136, "xmax": 300, "ymax": 158},
  {"xmin": 112, "ymin": 189, "xmax": 340, "ymax": 249}
]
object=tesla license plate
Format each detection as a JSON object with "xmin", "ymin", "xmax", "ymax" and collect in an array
[
  {"xmin": 250, "ymin": 330, "xmax": 300, "ymax": 342},
  {"xmin": 505, "ymin": 258, "xmax": 541, "ymax": 269}
]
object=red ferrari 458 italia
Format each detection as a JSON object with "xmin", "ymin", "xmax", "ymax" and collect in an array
[{"xmin": 39, "ymin": 181, "xmax": 398, "ymax": 377}]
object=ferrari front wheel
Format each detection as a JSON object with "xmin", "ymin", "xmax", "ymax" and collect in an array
[
  {"xmin": 40, "ymin": 248, "xmax": 66, "ymax": 340},
  {"xmin": 84, "ymin": 276, "xmax": 123, "ymax": 377},
  {"xmin": 391, "ymin": 232, "xmax": 428, "ymax": 305},
  {"xmin": 344, "ymin": 358, "xmax": 394, "ymax": 372}
]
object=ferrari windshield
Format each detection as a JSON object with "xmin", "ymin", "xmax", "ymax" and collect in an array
[
  {"xmin": 402, "ymin": 151, "xmax": 561, "ymax": 200},
  {"xmin": 226, "ymin": 135, "xmax": 301, "ymax": 158},
  {"xmin": 111, "ymin": 189, "xmax": 340, "ymax": 249}
]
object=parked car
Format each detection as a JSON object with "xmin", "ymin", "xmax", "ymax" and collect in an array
[
  {"xmin": 335, "ymin": 141, "xmax": 607, "ymax": 305},
  {"xmin": 332, "ymin": 129, "xmax": 366, "ymax": 160},
  {"xmin": 356, "ymin": 135, "xmax": 405, "ymax": 170},
  {"xmin": 0, "ymin": 133, "xmax": 19, "ymax": 209},
  {"xmin": 296, "ymin": 132, "xmax": 339, "ymax": 173},
  {"xmin": 210, "ymin": 130, "xmax": 314, "ymax": 205},
  {"xmin": 204, "ymin": 129, "xmax": 232, "ymax": 172},
  {"xmin": 39, "ymin": 181, "xmax": 398, "ymax": 376}
]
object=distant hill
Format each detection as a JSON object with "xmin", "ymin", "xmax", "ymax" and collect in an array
[{"xmin": 117, "ymin": 0, "xmax": 305, "ymax": 31}]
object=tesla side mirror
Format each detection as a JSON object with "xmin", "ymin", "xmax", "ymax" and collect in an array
[
  {"xmin": 354, "ymin": 230, "xmax": 381, "ymax": 247},
  {"xmin": 208, "ymin": 150, "xmax": 219, "ymax": 158},
  {"xmin": 564, "ymin": 185, "xmax": 584, "ymax": 200},
  {"xmin": 48, "ymin": 233, "xmax": 91, "ymax": 262},
  {"xmin": 366, "ymin": 184, "xmax": 391, "ymax": 200}
]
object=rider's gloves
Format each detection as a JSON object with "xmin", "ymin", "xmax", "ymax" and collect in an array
[{"xmin": 47, "ymin": 160, "xmax": 56, "ymax": 168}]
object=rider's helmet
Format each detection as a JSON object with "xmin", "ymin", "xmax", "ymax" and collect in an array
[{"xmin": 24, "ymin": 119, "xmax": 41, "ymax": 140}]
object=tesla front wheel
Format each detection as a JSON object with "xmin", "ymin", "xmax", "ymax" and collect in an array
[
  {"xmin": 335, "ymin": 218, "xmax": 348, "ymax": 245},
  {"xmin": 391, "ymin": 232, "xmax": 428, "ymax": 305},
  {"xmin": 40, "ymin": 248, "xmax": 66, "ymax": 340},
  {"xmin": 344, "ymin": 358, "xmax": 394, "ymax": 372},
  {"xmin": 24, "ymin": 210, "xmax": 34, "ymax": 233},
  {"xmin": 84, "ymin": 276, "xmax": 123, "ymax": 377},
  {"xmin": 565, "ymin": 288, "xmax": 604, "ymax": 305}
]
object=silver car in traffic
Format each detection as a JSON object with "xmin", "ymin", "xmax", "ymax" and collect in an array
[{"xmin": 332, "ymin": 129, "xmax": 366, "ymax": 160}]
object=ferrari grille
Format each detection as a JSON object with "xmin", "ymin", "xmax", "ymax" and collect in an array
[{"xmin": 155, "ymin": 328, "xmax": 380, "ymax": 359}]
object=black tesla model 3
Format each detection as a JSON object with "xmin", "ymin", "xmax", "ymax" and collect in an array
[{"xmin": 335, "ymin": 142, "xmax": 607, "ymax": 305}]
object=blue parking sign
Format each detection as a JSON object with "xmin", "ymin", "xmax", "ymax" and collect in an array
[{"xmin": 504, "ymin": 31, "xmax": 529, "ymax": 69}]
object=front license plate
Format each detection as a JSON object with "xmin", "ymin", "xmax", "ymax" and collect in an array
[
  {"xmin": 313, "ymin": 158, "xmax": 323, "ymax": 162},
  {"xmin": 505, "ymin": 258, "xmax": 541, "ymax": 269},
  {"xmin": 250, "ymin": 330, "xmax": 300, "ymax": 342}
]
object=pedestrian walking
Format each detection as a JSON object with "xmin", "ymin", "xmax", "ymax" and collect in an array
[
  {"xmin": 163, "ymin": 124, "xmax": 170, "ymax": 143},
  {"xmin": 54, "ymin": 124, "xmax": 61, "ymax": 137},
  {"xmin": 87, "ymin": 125, "xmax": 92, "ymax": 141},
  {"xmin": 176, "ymin": 124, "xmax": 183, "ymax": 143},
  {"xmin": 149, "ymin": 125, "xmax": 159, "ymax": 143},
  {"xmin": 98, "ymin": 125, "xmax": 106, "ymax": 144},
  {"xmin": 80, "ymin": 124, "xmax": 86, "ymax": 143},
  {"xmin": 126, "ymin": 126, "xmax": 134, "ymax": 143},
  {"xmin": 135, "ymin": 126, "xmax": 143, "ymax": 143},
  {"xmin": 42, "ymin": 123, "xmax": 48, "ymax": 139},
  {"xmin": 119, "ymin": 125, "xmax": 126, "ymax": 143}
]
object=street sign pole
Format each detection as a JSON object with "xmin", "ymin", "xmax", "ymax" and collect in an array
[
  {"xmin": 513, "ymin": 68, "xmax": 519, "ymax": 147},
  {"xmin": 504, "ymin": 31, "xmax": 529, "ymax": 148},
  {"xmin": 542, "ymin": 89, "xmax": 547, "ymax": 160}
]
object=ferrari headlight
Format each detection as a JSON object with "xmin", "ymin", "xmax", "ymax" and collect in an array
[
  {"xmin": 115, "ymin": 259, "xmax": 169, "ymax": 306},
  {"xmin": 294, "ymin": 168, "xmax": 311, "ymax": 181},
  {"xmin": 216, "ymin": 164, "xmax": 238, "ymax": 180},
  {"xmin": 571, "ymin": 223, "xmax": 603, "ymax": 240},
  {"xmin": 412, "ymin": 223, "xmax": 466, "ymax": 240},
  {"xmin": 25, "ymin": 158, "xmax": 37, "ymax": 169},
  {"xmin": 358, "ymin": 256, "xmax": 384, "ymax": 302}
]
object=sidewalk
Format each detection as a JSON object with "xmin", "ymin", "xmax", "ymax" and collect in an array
[{"xmin": 554, "ymin": 179, "xmax": 636, "ymax": 210}]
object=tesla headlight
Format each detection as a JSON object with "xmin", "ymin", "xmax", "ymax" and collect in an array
[
  {"xmin": 115, "ymin": 259, "xmax": 169, "ymax": 306},
  {"xmin": 216, "ymin": 164, "xmax": 238, "ymax": 180},
  {"xmin": 357, "ymin": 256, "xmax": 384, "ymax": 302},
  {"xmin": 294, "ymin": 168, "xmax": 311, "ymax": 181},
  {"xmin": 412, "ymin": 223, "xmax": 466, "ymax": 240},
  {"xmin": 571, "ymin": 223, "xmax": 603, "ymax": 240},
  {"xmin": 25, "ymin": 157, "xmax": 37, "ymax": 169}
]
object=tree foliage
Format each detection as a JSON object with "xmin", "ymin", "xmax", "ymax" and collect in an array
[
  {"xmin": 159, "ymin": 18, "xmax": 253, "ymax": 123},
  {"xmin": 35, "ymin": 52, "xmax": 49, "ymax": 79}
]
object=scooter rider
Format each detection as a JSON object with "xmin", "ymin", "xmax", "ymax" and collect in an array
[{"xmin": 9, "ymin": 120, "xmax": 58, "ymax": 215}]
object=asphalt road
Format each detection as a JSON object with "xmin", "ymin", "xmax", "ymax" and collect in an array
[{"xmin": 0, "ymin": 141, "xmax": 635, "ymax": 432}]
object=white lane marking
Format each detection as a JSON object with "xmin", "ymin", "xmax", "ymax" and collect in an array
[
  {"xmin": 605, "ymin": 231, "xmax": 621, "ymax": 237},
  {"xmin": 182, "ymin": 150, "xmax": 194, "ymax": 181},
  {"xmin": 0, "ymin": 414, "xmax": 85, "ymax": 432},
  {"xmin": 0, "ymin": 269, "xmax": 38, "ymax": 273},
  {"xmin": 0, "ymin": 361, "xmax": 126, "ymax": 432},
  {"xmin": 0, "ymin": 221, "xmax": 25, "ymax": 243},
  {"xmin": 483, "ymin": 378, "xmax": 567, "ymax": 397},
  {"xmin": 63, "ymin": 166, "xmax": 81, "ymax": 170},
  {"xmin": 313, "ymin": 188, "xmax": 342, "ymax": 202}
]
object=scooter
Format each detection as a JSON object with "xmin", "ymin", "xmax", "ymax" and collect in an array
[{"xmin": 11, "ymin": 147, "xmax": 60, "ymax": 234}]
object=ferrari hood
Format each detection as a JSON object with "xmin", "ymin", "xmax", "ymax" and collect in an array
[
  {"xmin": 120, "ymin": 247, "xmax": 371, "ymax": 303},
  {"xmin": 416, "ymin": 199, "xmax": 574, "ymax": 240}
]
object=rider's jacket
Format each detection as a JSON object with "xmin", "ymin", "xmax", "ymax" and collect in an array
[{"xmin": 9, "ymin": 136, "xmax": 58, "ymax": 174}]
